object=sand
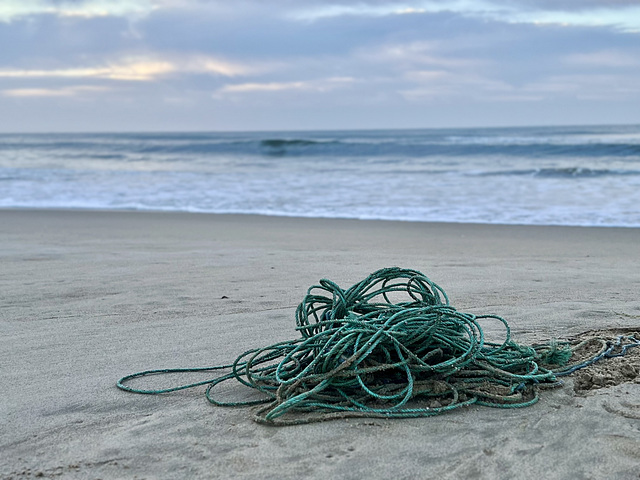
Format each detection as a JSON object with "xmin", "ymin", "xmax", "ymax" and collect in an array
[{"xmin": 1, "ymin": 209, "xmax": 639, "ymax": 479}]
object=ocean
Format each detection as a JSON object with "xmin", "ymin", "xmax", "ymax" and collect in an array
[{"xmin": 1, "ymin": 124, "xmax": 639, "ymax": 227}]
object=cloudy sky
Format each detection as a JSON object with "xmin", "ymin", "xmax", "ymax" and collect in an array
[{"xmin": 1, "ymin": 0, "xmax": 639, "ymax": 132}]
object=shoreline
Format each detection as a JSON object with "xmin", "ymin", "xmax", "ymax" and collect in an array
[
  {"xmin": 2, "ymin": 208, "xmax": 639, "ymax": 479},
  {"xmin": 2, "ymin": 206, "xmax": 640, "ymax": 230}
]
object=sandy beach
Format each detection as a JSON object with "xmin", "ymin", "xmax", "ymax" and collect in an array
[{"xmin": 1, "ymin": 209, "xmax": 639, "ymax": 479}]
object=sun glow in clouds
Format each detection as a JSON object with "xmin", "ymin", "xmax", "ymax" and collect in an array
[
  {"xmin": 0, "ymin": 55, "xmax": 261, "ymax": 83},
  {"xmin": 2, "ymin": 86, "xmax": 109, "ymax": 97},
  {"xmin": 0, "ymin": 61, "xmax": 174, "ymax": 81}
]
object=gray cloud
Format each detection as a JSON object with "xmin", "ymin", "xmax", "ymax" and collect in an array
[{"xmin": 0, "ymin": 0, "xmax": 639, "ymax": 131}]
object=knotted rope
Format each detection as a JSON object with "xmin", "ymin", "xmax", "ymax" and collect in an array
[{"xmin": 117, "ymin": 267, "xmax": 639, "ymax": 425}]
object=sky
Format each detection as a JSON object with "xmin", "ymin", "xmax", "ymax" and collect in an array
[{"xmin": 0, "ymin": 0, "xmax": 639, "ymax": 132}]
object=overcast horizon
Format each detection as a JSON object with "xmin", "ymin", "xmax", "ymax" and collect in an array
[
  {"xmin": 3, "ymin": 122, "xmax": 640, "ymax": 136},
  {"xmin": 1, "ymin": 1, "xmax": 640, "ymax": 133}
]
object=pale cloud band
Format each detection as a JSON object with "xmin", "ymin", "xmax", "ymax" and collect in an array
[
  {"xmin": 216, "ymin": 77, "xmax": 356, "ymax": 95},
  {"xmin": 3, "ymin": 0, "xmax": 640, "ymax": 30}
]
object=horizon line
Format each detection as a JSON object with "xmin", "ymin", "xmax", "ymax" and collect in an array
[{"xmin": 1, "ymin": 122, "xmax": 639, "ymax": 136}]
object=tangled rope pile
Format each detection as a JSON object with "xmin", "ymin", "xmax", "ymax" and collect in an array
[{"xmin": 117, "ymin": 267, "xmax": 640, "ymax": 425}]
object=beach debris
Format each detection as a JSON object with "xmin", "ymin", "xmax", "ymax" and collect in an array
[{"xmin": 118, "ymin": 267, "xmax": 640, "ymax": 425}]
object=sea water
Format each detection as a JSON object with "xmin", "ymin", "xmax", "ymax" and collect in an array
[{"xmin": 1, "ymin": 125, "xmax": 639, "ymax": 227}]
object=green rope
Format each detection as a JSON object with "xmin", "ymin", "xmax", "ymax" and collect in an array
[{"xmin": 117, "ymin": 267, "xmax": 639, "ymax": 426}]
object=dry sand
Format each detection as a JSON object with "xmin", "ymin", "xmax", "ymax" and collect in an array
[{"xmin": 1, "ymin": 209, "xmax": 639, "ymax": 479}]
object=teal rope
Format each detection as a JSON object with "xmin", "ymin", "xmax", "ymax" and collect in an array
[{"xmin": 117, "ymin": 267, "xmax": 639, "ymax": 426}]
